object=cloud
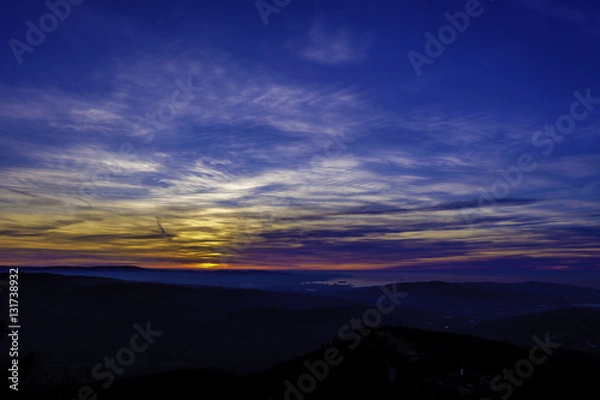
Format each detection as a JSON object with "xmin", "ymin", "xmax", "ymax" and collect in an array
[
  {"xmin": 295, "ymin": 19, "xmax": 370, "ymax": 65},
  {"xmin": 518, "ymin": 0, "xmax": 588, "ymax": 23},
  {"xmin": 1, "ymin": 6, "xmax": 599, "ymax": 271}
]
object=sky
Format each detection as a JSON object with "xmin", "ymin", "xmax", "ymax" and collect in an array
[{"xmin": 0, "ymin": 0, "xmax": 599, "ymax": 275}]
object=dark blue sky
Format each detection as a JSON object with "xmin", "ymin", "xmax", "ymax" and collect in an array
[{"xmin": 0, "ymin": 0, "xmax": 599, "ymax": 274}]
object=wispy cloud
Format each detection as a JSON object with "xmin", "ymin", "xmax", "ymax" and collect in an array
[
  {"xmin": 295, "ymin": 19, "xmax": 371, "ymax": 65},
  {"xmin": 518, "ymin": 0, "xmax": 588, "ymax": 23},
  {"xmin": 0, "ymin": 1, "xmax": 599, "ymax": 271}
]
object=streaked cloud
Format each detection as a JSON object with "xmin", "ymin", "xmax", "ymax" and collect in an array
[
  {"xmin": 519, "ymin": 0, "xmax": 588, "ymax": 23},
  {"xmin": 0, "ymin": 0, "xmax": 598, "ymax": 274},
  {"xmin": 295, "ymin": 19, "xmax": 371, "ymax": 65}
]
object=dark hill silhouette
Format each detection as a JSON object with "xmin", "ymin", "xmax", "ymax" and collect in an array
[
  {"xmin": 471, "ymin": 307, "xmax": 600, "ymax": 353},
  {"xmin": 2, "ymin": 272, "xmax": 600, "ymax": 394},
  {"xmin": 20, "ymin": 326, "xmax": 600, "ymax": 399}
]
